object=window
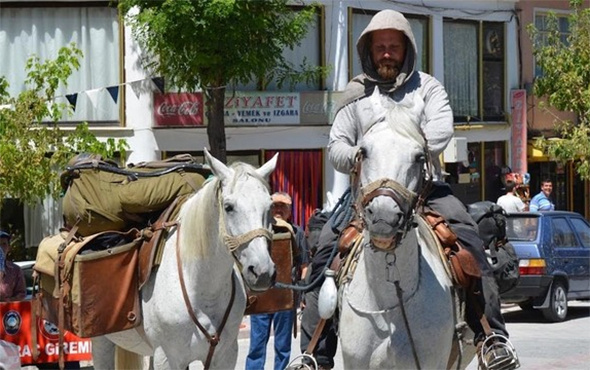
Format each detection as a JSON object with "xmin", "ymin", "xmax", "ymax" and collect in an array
[
  {"xmin": 0, "ymin": 5, "xmax": 121, "ymax": 123},
  {"xmin": 484, "ymin": 141, "xmax": 507, "ymax": 202},
  {"xmin": 235, "ymin": 7, "xmax": 323, "ymax": 92},
  {"xmin": 552, "ymin": 218, "xmax": 578, "ymax": 248},
  {"xmin": 571, "ymin": 218, "xmax": 590, "ymax": 248},
  {"xmin": 443, "ymin": 20, "xmax": 505, "ymax": 122},
  {"xmin": 534, "ymin": 12, "xmax": 571, "ymax": 77},
  {"xmin": 349, "ymin": 9, "xmax": 429, "ymax": 79}
]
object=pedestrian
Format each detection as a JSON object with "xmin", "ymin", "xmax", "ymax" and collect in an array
[
  {"xmin": 327, "ymin": 9, "xmax": 518, "ymax": 369},
  {"xmin": 497, "ymin": 180, "xmax": 527, "ymax": 213},
  {"xmin": 0, "ymin": 231, "xmax": 26, "ymax": 301},
  {"xmin": 245, "ymin": 192, "xmax": 309, "ymax": 370},
  {"xmin": 529, "ymin": 178, "xmax": 555, "ymax": 211}
]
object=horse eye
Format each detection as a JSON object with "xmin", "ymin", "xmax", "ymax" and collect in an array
[{"xmin": 224, "ymin": 203, "xmax": 234, "ymax": 213}]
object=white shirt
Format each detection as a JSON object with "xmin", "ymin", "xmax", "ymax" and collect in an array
[{"xmin": 497, "ymin": 193, "xmax": 526, "ymax": 213}]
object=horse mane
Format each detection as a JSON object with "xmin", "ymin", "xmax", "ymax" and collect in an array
[{"xmin": 177, "ymin": 161, "xmax": 270, "ymax": 260}]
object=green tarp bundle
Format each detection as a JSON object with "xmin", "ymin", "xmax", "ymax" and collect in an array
[{"xmin": 61, "ymin": 154, "xmax": 209, "ymax": 236}]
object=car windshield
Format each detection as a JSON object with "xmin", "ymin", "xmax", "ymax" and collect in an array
[{"xmin": 506, "ymin": 216, "xmax": 539, "ymax": 241}]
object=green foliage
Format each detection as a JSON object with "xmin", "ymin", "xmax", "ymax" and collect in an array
[
  {"xmin": 0, "ymin": 44, "xmax": 128, "ymax": 206},
  {"xmin": 118, "ymin": 0, "xmax": 329, "ymax": 161},
  {"xmin": 527, "ymin": 0, "xmax": 590, "ymax": 179},
  {"xmin": 119, "ymin": 0, "xmax": 326, "ymax": 90}
]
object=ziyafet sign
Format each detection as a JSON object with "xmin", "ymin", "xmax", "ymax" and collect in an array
[
  {"xmin": 224, "ymin": 92, "xmax": 299, "ymax": 125},
  {"xmin": 0, "ymin": 301, "xmax": 92, "ymax": 364}
]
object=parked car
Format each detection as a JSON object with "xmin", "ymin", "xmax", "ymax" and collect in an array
[{"xmin": 501, "ymin": 211, "xmax": 590, "ymax": 322}]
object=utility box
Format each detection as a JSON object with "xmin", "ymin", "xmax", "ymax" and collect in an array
[{"xmin": 443, "ymin": 137, "xmax": 468, "ymax": 163}]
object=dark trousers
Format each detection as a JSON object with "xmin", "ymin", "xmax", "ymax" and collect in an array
[
  {"xmin": 427, "ymin": 182, "xmax": 508, "ymax": 343},
  {"xmin": 299, "ymin": 288, "xmax": 338, "ymax": 368}
]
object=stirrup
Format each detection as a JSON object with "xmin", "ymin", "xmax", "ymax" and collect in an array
[
  {"xmin": 285, "ymin": 353, "xmax": 319, "ymax": 370},
  {"xmin": 478, "ymin": 333, "xmax": 520, "ymax": 370}
]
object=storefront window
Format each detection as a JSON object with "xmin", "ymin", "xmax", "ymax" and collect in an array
[
  {"xmin": 445, "ymin": 141, "xmax": 507, "ymax": 205},
  {"xmin": 484, "ymin": 141, "xmax": 506, "ymax": 202}
]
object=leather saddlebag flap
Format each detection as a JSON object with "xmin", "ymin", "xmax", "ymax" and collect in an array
[
  {"xmin": 35, "ymin": 229, "xmax": 142, "ymax": 338},
  {"xmin": 245, "ymin": 231, "xmax": 295, "ymax": 315}
]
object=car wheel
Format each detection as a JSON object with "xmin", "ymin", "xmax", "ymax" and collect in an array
[{"xmin": 541, "ymin": 280, "xmax": 568, "ymax": 322}]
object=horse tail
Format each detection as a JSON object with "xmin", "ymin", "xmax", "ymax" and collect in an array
[{"xmin": 115, "ymin": 345, "xmax": 144, "ymax": 370}]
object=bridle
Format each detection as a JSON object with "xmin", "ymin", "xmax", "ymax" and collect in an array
[{"xmin": 351, "ymin": 147, "xmax": 431, "ymax": 251}]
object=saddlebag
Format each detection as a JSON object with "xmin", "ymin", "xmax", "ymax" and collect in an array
[
  {"xmin": 33, "ymin": 229, "xmax": 143, "ymax": 338},
  {"xmin": 245, "ymin": 221, "xmax": 296, "ymax": 315}
]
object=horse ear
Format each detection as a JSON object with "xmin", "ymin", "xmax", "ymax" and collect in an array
[
  {"xmin": 256, "ymin": 153, "xmax": 279, "ymax": 180},
  {"xmin": 204, "ymin": 148, "xmax": 232, "ymax": 181}
]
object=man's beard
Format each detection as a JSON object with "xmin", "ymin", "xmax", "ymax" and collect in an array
[{"xmin": 376, "ymin": 63, "xmax": 400, "ymax": 80}]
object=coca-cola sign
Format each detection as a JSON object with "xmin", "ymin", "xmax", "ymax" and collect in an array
[{"xmin": 154, "ymin": 93, "xmax": 203, "ymax": 126}]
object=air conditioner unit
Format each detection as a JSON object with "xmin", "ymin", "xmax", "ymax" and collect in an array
[{"xmin": 443, "ymin": 137, "xmax": 468, "ymax": 163}]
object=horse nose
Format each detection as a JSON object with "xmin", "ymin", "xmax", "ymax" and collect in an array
[
  {"xmin": 366, "ymin": 196, "xmax": 400, "ymax": 223},
  {"xmin": 246, "ymin": 263, "xmax": 275, "ymax": 291}
]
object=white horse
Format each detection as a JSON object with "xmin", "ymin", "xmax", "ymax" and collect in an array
[
  {"xmin": 337, "ymin": 94, "xmax": 475, "ymax": 369},
  {"xmin": 91, "ymin": 149, "xmax": 278, "ymax": 369}
]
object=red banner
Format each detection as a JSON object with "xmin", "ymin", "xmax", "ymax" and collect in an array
[
  {"xmin": 510, "ymin": 90, "xmax": 528, "ymax": 175},
  {"xmin": 154, "ymin": 92, "xmax": 204, "ymax": 126},
  {"xmin": 0, "ymin": 301, "xmax": 92, "ymax": 365}
]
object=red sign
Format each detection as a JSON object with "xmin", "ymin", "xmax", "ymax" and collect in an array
[
  {"xmin": 510, "ymin": 90, "xmax": 528, "ymax": 175},
  {"xmin": 0, "ymin": 301, "xmax": 92, "ymax": 365},
  {"xmin": 154, "ymin": 92, "xmax": 204, "ymax": 126}
]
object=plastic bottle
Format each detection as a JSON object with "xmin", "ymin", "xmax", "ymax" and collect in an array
[{"xmin": 318, "ymin": 269, "xmax": 338, "ymax": 319}]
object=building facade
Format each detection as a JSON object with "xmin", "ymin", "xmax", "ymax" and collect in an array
[{"xmin": 1, "ymin": 0, "xmax": 586, "ymax": 248}]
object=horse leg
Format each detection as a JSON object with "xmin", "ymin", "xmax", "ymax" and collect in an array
[
  {"xmin": 153, "ymin": 347, "xmax": 172, "ymax": 370},
  {"xmin": 91, "ymin": 336, "xmax": 115, "ymax": 370}
]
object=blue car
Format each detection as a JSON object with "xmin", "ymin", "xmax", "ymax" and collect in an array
[{"xmin": 501, "ymin": 211, "xmax": 590, "ymax": 322}]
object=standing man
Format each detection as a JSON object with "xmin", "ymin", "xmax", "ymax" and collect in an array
[
  {"xmin": 327, "ymin": 9, "xmax": 518, "ymax": 370},
  {"xmin": 529, "ymin": 179, "xmax": 555, "ymax": 211},
  {"xmin": 246, "ymin": 192, "xmax": 309, "ymax": 370},
  {"xmin": 0, "ymin": 231, "xmax": 26, "ymax": 301},
  {"xmin": 497, "ymin": 180, "xmax": 527, "ymax": 213}
]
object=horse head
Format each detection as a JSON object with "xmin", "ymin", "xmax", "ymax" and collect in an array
[
  {"xmin": 356, "ymin": 90, "xmax": 426, "ymax": 250},
  {"xmin": 204, "ymin": 149, "xmax": 277, "ymax": 291}
]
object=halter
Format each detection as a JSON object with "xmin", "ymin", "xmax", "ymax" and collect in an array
[{"xmin": 216, "ymin": 182, "xmax": 273, "ymax": 253}]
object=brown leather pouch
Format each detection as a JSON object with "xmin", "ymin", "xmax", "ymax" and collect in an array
[
  {"xmin": 423, "ymin": 210, "xmax": 458, "ymax": 248},
  {"xmin": 337, "ymin": 220, "xmax": 362, "ymax": 254},
  {"xmin": 446, "ymin": 243, "xmax": 482, "ymax": 289}
]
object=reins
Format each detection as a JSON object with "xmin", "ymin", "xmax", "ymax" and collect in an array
[{"xmin": 175, "ymin": 222, "xmax": 236, "ymax": 370}]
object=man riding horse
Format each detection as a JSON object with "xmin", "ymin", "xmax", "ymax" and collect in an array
[{"xmin": 327, "ymin": 9, "xmax": 519, "ymax": 370}]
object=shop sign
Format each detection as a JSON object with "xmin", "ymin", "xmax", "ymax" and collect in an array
[
  {"xmin": 511, "ymin": 90, "xmax": 527, "ymax": 174},
  {"xmin": 224, "ymin": 92, "xmax": 299, "ymax": 125},
  {"xmin": 154, "ymin": 93, "xmax": 204, "ymax": 126},
  {"xmin": 0, "ymin": 301, "xmax": 92, "ymax": 364}
]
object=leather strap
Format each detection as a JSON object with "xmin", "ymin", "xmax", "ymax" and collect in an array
[
  {"xmin": 175, "ymin": 223, "xmax": 236, "ymax": 370},
  {"xmin": 468, "ymin": 289, "xmax": 494, "ymax": 339},
  {"xmin": 305, "ymin": 318, "xmax": 327, "ymax": 355}
]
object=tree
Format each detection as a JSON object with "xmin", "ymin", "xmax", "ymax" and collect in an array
[
  {"xmin": 0, "ymin": 44, "xmax": 127, "ymax": 207},
  {"xmin": 527, "ymin": 0, "xmax": 590, "ymax": 179},
  {"xmin": 118, "ymin": 0, "xmax": 327, "ymax": 163}
]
